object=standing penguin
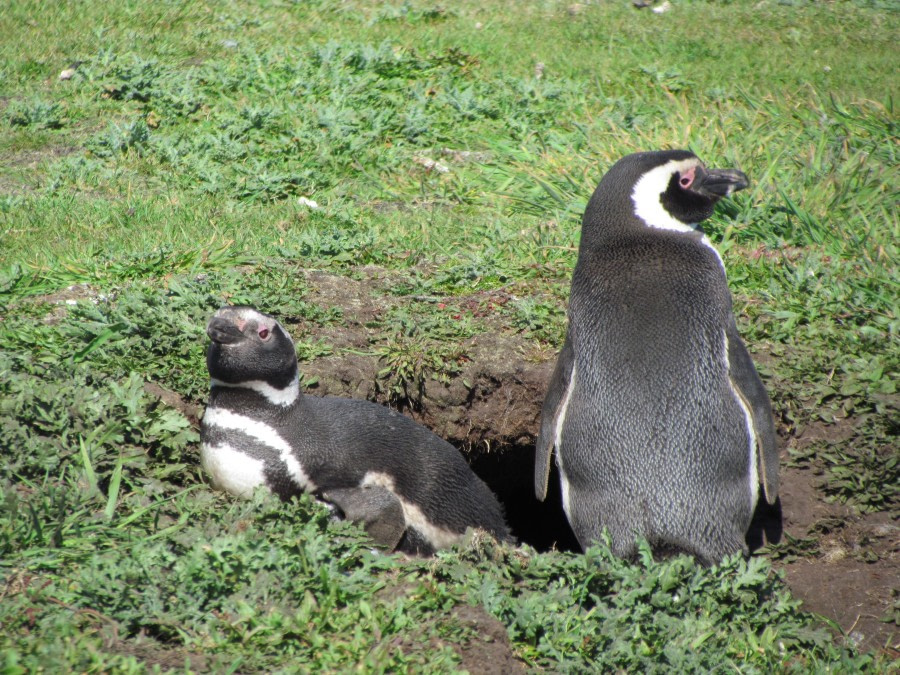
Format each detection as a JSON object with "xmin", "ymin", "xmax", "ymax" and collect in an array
[
  {"xmin": 535, "ymin": 150, "xmax": 779, "ymax": 566},
  {"xmin": 201, "ymin": 306, "xmax": 510, "ymax": 555}
]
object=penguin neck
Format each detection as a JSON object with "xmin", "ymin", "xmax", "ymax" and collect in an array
[
  {"xmin": 579, "ymin": 205, "xmax": 704, "ymax": 250},
  {"xmin": 209, "ymin": 374, "xmax": 302, "ymax": 411}
]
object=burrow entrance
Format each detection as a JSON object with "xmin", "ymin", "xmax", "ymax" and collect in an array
[{"xmin": 467, "ymin": 443, "xmax": 580, "ymax": 552}]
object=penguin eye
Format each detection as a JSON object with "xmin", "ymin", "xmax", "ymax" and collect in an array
[
  {"xmin": 678, "ymin": 167, "xmax": 696, "ymax": 189},
  {"xmin": 258, "ymin": 328, "xmax": 270, "ymax": 340}
]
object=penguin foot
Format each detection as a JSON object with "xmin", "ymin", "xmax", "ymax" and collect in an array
[{"xmin": 321, "ymin": 485, "xmax": 407, "ymax": 551}]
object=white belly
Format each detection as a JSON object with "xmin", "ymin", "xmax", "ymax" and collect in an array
[
  {"xmin": 200, "ymin": 442, "xmax": 267, "ymax": 498},
  {"xmin": 200, "ymin": 406, "xmax": 317, "ymax": 495}
]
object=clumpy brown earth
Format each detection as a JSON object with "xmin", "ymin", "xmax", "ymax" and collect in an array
[
  {"xmin": 450, "ymin": 604, "xmax": 526, "ymax": 674},
  {"xmin": 777, "ymin": 433, "xmax": 898, "ymax": 656},
  {"xmin": 293, "ymin": 268, "xmax": 557, "ymax": 451},
  {"xmin": 154, "ymin": 268, "xmax": 898, "ymax": 659}
]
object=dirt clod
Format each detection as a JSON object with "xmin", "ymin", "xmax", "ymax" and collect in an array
[{"xmin": 451, "ymin": 604, "xmax": 526, "ymax": 674}]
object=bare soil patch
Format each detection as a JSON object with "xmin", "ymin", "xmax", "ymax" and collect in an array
[
  {"xmin": 109, "ymin": 638, "xmax": 214, "ymax": 672},
  {"xmin": 451, "ymin": 604, "xmax": 526, "ymax": 674},
  {"xmin": 778, "ymin": 421, "xmax": 898, "ymax": 656},
  {"xmin": 296, "ymin": 267, "xmax": 555, "ymax": 451},
  {"xmin": 3, "ymin": 145, "xmax": 78, "ymax": 170},
  {"xmin": 32, "ymin": 283, "xmax": 103, "ymax": 325}
]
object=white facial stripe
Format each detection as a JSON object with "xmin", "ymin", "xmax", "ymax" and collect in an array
[
  {"xmin": 362, "ymin": 471, "xmax": 463, "ymax": 550},
  {"xmin": 200, "ymin": 442, "xmax": 266, "ymax": 497},
  {"xmin": 722, "ymin": 331, "xmax": 759, "ymax": 512},
  {"xmin": 632, "ymin": 158, "xmax": 701, "ymax": 232},
  {"xmin": 203, "ymin": 407, "xmax": 316, "ymax": 491},
  {"xmin": 211, "ymin": 377, "xmax": 300, "ymax": 407},
  {"xmin": 553, "ymin": 363, "xmax": 577, "ymax": 523}
]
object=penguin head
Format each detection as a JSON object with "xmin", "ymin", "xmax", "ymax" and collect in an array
[
  {"xmin": 583, "ymin": 150, "xmax": 749, "ymax": 240},
  {"xmin": 206, "ymin": 306, "xmax": 298, "ymax": 390}
]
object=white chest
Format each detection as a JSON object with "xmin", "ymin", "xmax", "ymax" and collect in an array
[
  {"xmin": 200, "ymin": 441, "xmax": 267, "ymax": 497},
  {"xmin": 200, "ymin": 406, "xmax": 317, "ymax": 497}
]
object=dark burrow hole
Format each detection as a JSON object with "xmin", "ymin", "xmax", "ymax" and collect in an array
[
  {"xmin": 467, "ymin": 444, "xmax": 783, "ymax": 555},
  {"xmin": 468, "ymin": 444, "xmax": 580, "ymax": 553},
  {"xmin": 746, "ymin": 496, "xmax": 783, "ymax": 551}
]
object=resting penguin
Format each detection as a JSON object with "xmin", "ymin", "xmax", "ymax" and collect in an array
[
  {"xmin": 535, "ymin": 149, "xmax": 779, "ymax": 566},
  {"xmin": 200, "ymin": 305, "xmax": 511, "ymax": 555}
]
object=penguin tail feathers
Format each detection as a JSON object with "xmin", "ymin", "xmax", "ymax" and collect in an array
[{"xmin": 758, "ymin": 444, "xmax": 779, "ymax": 505}]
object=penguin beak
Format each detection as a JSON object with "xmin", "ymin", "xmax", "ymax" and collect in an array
[
  {"xmin": 692, "ymin": 168, "xmax": 749, "ymax": 198},
  {"xmin": 207, "ymin": 317, "xmax": 245, "ymax": 345}
]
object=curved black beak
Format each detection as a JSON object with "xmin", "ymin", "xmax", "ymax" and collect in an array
[
  {"xmin": 693, "ymin": 168, "xmax": 750, "ymax": 198},
  {"xmin": 206, "ymin": 317, "xmax": 245, "ymax": 345}
]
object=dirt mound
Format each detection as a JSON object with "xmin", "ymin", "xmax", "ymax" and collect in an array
[
  {"xmin": 296, "ymin": 268, "xmax": 555, "ymax": 450},
  {"xmin": 451, "ymin": 604, "xmax": 526, "ymax": 674}
]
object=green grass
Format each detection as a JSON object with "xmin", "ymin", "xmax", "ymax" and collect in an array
[{"xmin": 1, "ymin": 0, "xmax": 898, "ymax": 671}]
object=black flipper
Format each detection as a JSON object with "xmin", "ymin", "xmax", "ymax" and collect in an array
[
  {"xmin": 535, "ymin": 334, "xmax": 575, "ymax": 501},
  {"xmin": 322, "ymin": 485, "xmax": 407, "ymax": 550},
  {"xmin": 726, "ymin": 323, "xmax": 779, "ymax": 504}
]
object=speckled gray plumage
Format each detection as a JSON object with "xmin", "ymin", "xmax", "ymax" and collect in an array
[{"xmin": 536, "ymin": 150, "xmax": 778, "ymax": 566}]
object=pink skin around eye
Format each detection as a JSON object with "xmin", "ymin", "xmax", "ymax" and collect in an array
[
  {"xmin": 258, "ymin": 328, "xmax": 270, "ymax": 339},
  {"xmin": 679, "ymin": 166, "xmax": 696, "ymax": 189}
]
